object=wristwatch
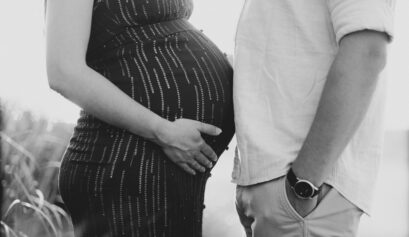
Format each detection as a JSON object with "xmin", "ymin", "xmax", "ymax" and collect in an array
[{"xmin": 287, "ymin": 168, "xmax": 320, "ymax": 199}]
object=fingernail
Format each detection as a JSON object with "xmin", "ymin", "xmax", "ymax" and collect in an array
[
  {"xmin": 208, "ymin": 163, "xmax": 213, "ymax": 168},
  {"xmin": 217, "ymin": 128, "xmax": 222, "ymax": 135}
]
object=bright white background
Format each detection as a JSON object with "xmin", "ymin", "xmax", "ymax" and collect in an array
[{"xmin": 1, "ymin": 0, "xmax": 408, "ymax": 236}]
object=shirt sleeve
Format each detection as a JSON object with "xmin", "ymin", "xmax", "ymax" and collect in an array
[{"xmin": 327, "ymin": 0, "xmax": 396, "ymax": 45}]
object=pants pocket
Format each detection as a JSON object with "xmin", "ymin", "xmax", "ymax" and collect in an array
[{"xmin": 280, "ymin": 176, "xmax": 334, "ymax": 221}]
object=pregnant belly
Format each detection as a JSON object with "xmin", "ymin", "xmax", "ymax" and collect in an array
[
  {"xmin": 67, "ymin": 20, "xmax": 235, "ymax": 167},
  {"xmin": 90, "ymin": 30, "xmax": 233, "ymax": 126},
  {"xmin": 72, "ymin": 30, "xmax": 234, "ymax": 160}
]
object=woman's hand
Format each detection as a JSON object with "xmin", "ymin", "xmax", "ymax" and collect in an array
[{"xmin": 152, "ymin": 118, "xmax": 222, "ymax": 175}]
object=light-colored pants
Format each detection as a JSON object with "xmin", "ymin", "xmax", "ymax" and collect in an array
[{"xmin": 235, "ymin": 176, "xmax": 363, "ymax": 237}]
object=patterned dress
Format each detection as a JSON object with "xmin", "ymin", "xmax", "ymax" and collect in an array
[{"xmin": 58, "ymin": 0, "xmax": 234, "ymax": 236}]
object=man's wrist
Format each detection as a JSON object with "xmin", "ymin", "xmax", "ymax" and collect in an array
[
  {"xmin": 291, "ymin": 162, "xmax": 323, "ymax": 188},
  {"xmin": 287, "ymin": 167, "xmax": 321, "ymax": 200}
]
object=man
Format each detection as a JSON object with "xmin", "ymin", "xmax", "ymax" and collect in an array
[{"xmin": 233, "ymin": 0, "xmax": 395, "ymax": 236}]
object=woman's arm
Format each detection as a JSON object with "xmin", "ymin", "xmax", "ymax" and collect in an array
[
  {"xmin": 46, "ymin": 0, "xmax": 162, "ymax": 140},
  {"xmin": 46, "ymin": 0, "xmax": 220, "ymax": 175}
]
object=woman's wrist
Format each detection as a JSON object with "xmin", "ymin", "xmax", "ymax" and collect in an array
[
  {"xmin": 147, "ymin": 116, "xmax": 172, "ymax": 146},
  {"xmin": 125, "ymin": 113, "xmax": 171, "ymax": 146}
]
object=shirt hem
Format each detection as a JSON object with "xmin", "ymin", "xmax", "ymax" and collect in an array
[
  {"xmin": 231, "ymin": 169, "xmax": 288, "ymax": 186},
  {"xmin": 325, "ymin": 180, "xmax": 371, "ymax": 216}
]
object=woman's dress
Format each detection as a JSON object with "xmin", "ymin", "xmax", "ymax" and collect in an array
[{"xmin": 58, "ymin": 0, "xmax": 234, "ymax": 236}]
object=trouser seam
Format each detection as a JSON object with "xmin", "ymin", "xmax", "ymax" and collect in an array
[{"xmin": 303, "ymin": 221, "xmax": 308, "ymax": 237}]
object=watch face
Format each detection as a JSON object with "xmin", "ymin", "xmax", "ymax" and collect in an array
[{"xmin": 294, "ymin": 181, "xmax": 314, "ymax": 198}]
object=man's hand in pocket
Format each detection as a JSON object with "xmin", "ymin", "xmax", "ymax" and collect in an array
[
  {"xmin": 285, "ymin": 179, "xmax": 332, "ymax": 218},
  {"xmin": 284, "ymin": 179, "xmax": 318, "ymax": 217}
]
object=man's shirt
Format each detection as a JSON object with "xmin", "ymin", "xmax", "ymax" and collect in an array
[{"xmin": 232, "ymin": 0, "xmax": 395, "ymax": 214}]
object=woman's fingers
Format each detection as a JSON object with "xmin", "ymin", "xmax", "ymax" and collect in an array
[
  {"xmin": 180, "ymin": 163, "xmax": 196, "ymax": 175},
  {"xmin": 187, "ymin": 158, "xmax": 206, "ymax": 173},
  {"xmin": 200, "ymin": 143, "xmax": 218, "ymax": 162},
  {"xmin": 196, "ymin": 122, "xmax": 222, "ymax": 136},
  {"xmin": 194, "ymin": 152, "xmax": 213, "ymax": 169}
]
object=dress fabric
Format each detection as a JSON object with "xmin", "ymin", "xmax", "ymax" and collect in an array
[{"xmin": 58, "ymin": 1, "xmax": 234, "ymax": 236}]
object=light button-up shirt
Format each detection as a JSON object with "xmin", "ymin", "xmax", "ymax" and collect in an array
[{"xmin": 232, "ymin": 0, "xmax": 395, "ymax": 214}]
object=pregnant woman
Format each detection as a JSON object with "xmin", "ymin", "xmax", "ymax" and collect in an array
[{"xmin": 45, "ymin": 0, "xmax": 234, "ymax": 236}]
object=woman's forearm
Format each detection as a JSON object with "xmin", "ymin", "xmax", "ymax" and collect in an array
[{"xmin": 48, "ymin": 62, "xmax": 167, "ymax": 141}]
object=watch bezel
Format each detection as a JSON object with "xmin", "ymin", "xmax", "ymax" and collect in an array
[
  {"xmin": 293, "ymin": 179, "xmax": 318, "ymax": 199},
  {"xmin": 287, "ymin": 168, "xmax": 320, "ymax": 200}
]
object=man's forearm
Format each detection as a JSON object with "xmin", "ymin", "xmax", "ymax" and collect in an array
[{"xmin": 292, "ymin": 30, "xmax": 388, "ymax": 187}]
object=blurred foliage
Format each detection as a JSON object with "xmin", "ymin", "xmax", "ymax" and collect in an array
[
  {"xmin": 1, "ymin": 104, "xmax": 74, "ymax": 237},
  {"xmin": 0, "ymin": 104, "xmax": 239, "ymax": 237}
]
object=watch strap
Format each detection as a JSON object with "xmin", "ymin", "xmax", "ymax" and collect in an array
[{"xmin": 287, "ymin": 168, "xmax": 298, "ymax": 188}]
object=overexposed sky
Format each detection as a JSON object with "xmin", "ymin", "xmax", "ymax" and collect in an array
[{"xmin": 1, "ymin": 0, "xmax": 408, "ymax": 130}]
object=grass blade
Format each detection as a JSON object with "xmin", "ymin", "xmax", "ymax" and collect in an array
[
  {"xmin": 3, "ymin": 199, "xmax": 21, "ymax": 220},
  {"xmin": 1, "ymin": 221, "xmax": 19, "ymax": 237},
  {"xmin": 0, "ymin": 132, "xmax": 38, "ymax": 166}
]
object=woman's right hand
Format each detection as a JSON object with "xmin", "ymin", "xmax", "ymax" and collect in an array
[{"xmin": 152, "ymin": 118, "xmax": 222, "ymax": 175}]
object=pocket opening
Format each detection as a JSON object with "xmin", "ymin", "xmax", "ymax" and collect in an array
[{"xmin": 280, "ymin": 177, "xmax": 334, "ymax": 221}]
